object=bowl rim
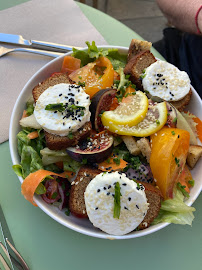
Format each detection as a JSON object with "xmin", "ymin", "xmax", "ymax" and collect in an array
[{"xmin": 9, "ymin": 45, "xmax": 202, "ymax": 240}]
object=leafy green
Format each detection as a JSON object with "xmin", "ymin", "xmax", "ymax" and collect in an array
[
  {"xmin": 21, "ymin": 145, "xmax": 43, "ymax": 178},
  {"xmin": 63, "ymin": 158, "xmax": 80, "ymax": 172},
  {"xmin": 113, "ymin": 182, "xmax": 121, "ymax": 219},
  {"xmin": 72, "ymin": 41, "xmax": 127, "ymax": 70},
  {"xmin": 40, "ymin": 147, "xmax": 80, "ymax": 172},
  {"xmin": 177, "ymin": 182, "xmax": 190, "ymax": 198},
  {"xmin": 152, "ymin": 188, "xmax": 195, "ymax": 226},
  {"xmin": 26, "ymin": 101, "xmax": 34, "ymax": 116},
  {"xmin": 12, "ymin": 164, "xmax": 24, "ymax": 178},
  {"xmin": 114, "ymin": 68, "xmax": 136, "ymax": 102},
  {"xmin": 35, "ymin": 183, "xmax": 46, "ymax": 195}
]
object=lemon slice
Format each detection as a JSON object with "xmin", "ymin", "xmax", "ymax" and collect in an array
[
  {"xmin": 101, "ymin": 91, "xmax": 148, "ymax": 127},
  {"xmin": 101, "ymin": 102, "xmax": 168, "ymax": 137}
]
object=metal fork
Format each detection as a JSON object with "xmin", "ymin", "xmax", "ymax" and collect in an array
[{"xmin": 0, "ymin": 45, "xmax": 64, "ymax": 58}]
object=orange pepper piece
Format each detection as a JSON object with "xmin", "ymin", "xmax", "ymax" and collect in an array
[{"xmin": 150, "ymin": 127, "xmax": 190, "ymax": 199}]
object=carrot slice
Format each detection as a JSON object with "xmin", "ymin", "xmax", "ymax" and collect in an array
[
  {"xmin": 27, "ymin": 131, "xmax": 39, "ymax": 140},
  {"xmin": 98, "ymin": 155, "xmax": 128, "ymax": 172},
  {"xmin": 177, "ymin": 165, "xmax": 193, "ymax": 194},
  {"xmin": 21, "ymin": 110, "xmax": 28, "ymax": 119},
  {"xmin": 21, "ymin": 170, "xmax": 68, "ymax": 206},
  {"xmin": 193, "ymin": 116, "xmax": 202, "ymax": 143}
]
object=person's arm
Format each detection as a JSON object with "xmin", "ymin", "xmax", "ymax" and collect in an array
[{"xmin": 156, "ymin": 0, "xmax": 202, "ymax": 34}]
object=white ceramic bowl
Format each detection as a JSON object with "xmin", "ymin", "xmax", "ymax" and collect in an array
[{"xmin": 9, "ymin": 46, "xmax": 202, "ymax": 239}]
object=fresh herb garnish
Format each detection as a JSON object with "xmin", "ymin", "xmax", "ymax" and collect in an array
[
  {"xmin": 45, "ymin": 103, "xmax": 65, "ymax": 112},
  {"xmin": 175, "ymin": 157, "xmax": 180, "ymax": 167},
  {"xmin": 171, "ymin": 131, "xmax": 175, "ymax": 135},
  {"xmin": 51, "ymin": 192, "xmax": 58, "ymax": 199},
  {"xmin": 113, "ymin": 157, "xmax": 120, "ymax": 165},
  {"xmin": 67, "ymin": 131, "xmax": 74, "ymax": 140},
  {"xmin": 45, "ymin": 103, "xmax": 85, "ymax": 114},
  {"xmin": 188, "ymin": 179, "xmax": 195, "ymax": 187},
  {"xmin": 173, "ymin": 117, "xmax": 177, "ymax": 123},
  {"xmin": 177, "ymin": 182, "xmax": 190, "ymax": 198},
  {"xmin": 78, "ymin": 81, "xmax": 86, "ymax": 87},
  {"xmin": 113, "ymin": 182, "xmax": 121, "ymax": 219},
  {"xmin": 156, "ymin": 120, "xmax": 160, "ymax": 125},
  {"xmin": 81, "ymin": 158, "xmax": 88, "ymax": 165},
  {"xmin": 65, "ymin": 209, "xmax": 70, "ymax": 216}
]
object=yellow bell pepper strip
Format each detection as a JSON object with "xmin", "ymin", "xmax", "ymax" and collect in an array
[{"xmin": 150, "ymin": 127, "xmax": 190, "ymax": 199}]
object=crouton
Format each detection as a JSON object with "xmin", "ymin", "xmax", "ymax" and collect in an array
[
  {"xmin": 122, "ymin": 136, "xmax": 141, "ymax": 155},
  {"xmin": 124, "ymin": 50, "xmax": 156, "ymax": 90},
  {"xmin": 138, "ymin": 182, "xmax": 163, "ymax": 230},
  {"xmin": 69, "ymin": 166, "xmax": 101, "ymax": 218},
  {"xmin": 136, "ymin": 138, "xmax": 151, "ymax": 162},
  {"xmin": 186, "ymin": 145, "xmax": 202, "ymax": 169},
  {"xmin": 127, "ymin": 39, "xmax": 152, "ymax": 61}
]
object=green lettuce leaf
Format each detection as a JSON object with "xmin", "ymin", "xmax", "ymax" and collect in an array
[
  {"xmin": 21, "ymin": 145, "xmax": 43, "ymax": 178},
  {"xmin": 152, "ymin": 189, "xmax": 195, "ymax": 226},
  {"xmin": 12, "ymin": 164, "xmax": 24, "ymax": 178},
  {"xmin": 40, "ymin": 147, "xmax": 81, "ymax": 172},
  {"xmin": 72, "ymin": 41, "xmax": 127, "ymax": 71}
]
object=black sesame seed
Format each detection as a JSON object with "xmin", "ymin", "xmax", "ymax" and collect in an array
[
  {"xmin": 54, "ymin": 111, "xmax": 57, "ymax": 113},
  {"xmin": 108, "ymin": 185, "xmax": 111, "ymax": 189},
  {"xmin": 124, "ymin": 206, "xmax": 128, "ymax": 210},
  {"xmin": 103, "ymin": 187, "xmax": 106, "ymax": 190},
  {"xmin": 59, "ymin": 93, "xmax": 62, "ymax": 96},
  {"xmin": 178, "ymin": 135, "xmax": 180, "ymax": 138},
  {"xmin": 107, "ymin": 192, "xmax": 110, "ymax": 196},
  {"xmin": 122, "ymin": 183, "xmax": 127, "ymax": 186},
  {"xmin": 95, "ymin": 207, "xmax": 98, "ymax": 210},
  {"xmin": 97, "ymin": 189, "xmax": 100, "ymax": 193},
  {"xmin": 136, "ymin": 205, "xmax": 139, "ymax": 209},
  {"xmin": 128, "ymin": 197, "xmax": 131, "ymax": 201}
]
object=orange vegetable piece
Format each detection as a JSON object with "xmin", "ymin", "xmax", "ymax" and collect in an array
[
  {"xmin": 193, "ymin": 116, "xmax": 202, "ymax": 143},
  {"xmin": 113, "ymin": 70, "xmax": 120, "ymax": 80},
  {"xmin": 27, "ymin": 131, "xmax": 39, "ymax": 140},
  {"xmin": 69, "ymin": 56, "xmax": 114, "ymax": 98},
  {"xmin": 21, "ymin": 110, "xmax": 28, "ymax": 119},
  {"xmin": 98, "ymin": 155, "xmax": 128, "ymax": 172},
  {"xmin": 177, "ymin": 165, "xmax": 193, "ymax": 194},
  {"xmin": 109, "ymin": 97, "xmax": 119, "ymax": 111},
  {"xmin": 61, "ymin": 56, "xmax": 81, "ymax": 75},
  {"xmin": 125, "ymin": 86, "xmax": 136, "ymax": 95},
  {"xmin": 21, "ymin": 170, "xmax": 71, "ymax": 206},
  {"xmin": 150, "ymin": 127, "xmax": 190, "ymax": 199}
]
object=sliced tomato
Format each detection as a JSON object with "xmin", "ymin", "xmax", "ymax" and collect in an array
[{"xmin": 69, "ymin": 56, "xmax": 114, "ymax": 98}]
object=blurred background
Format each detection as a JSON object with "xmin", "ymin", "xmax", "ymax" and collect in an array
[{"xmin": 76, "ymin": 0, "xmax": 167, "ymax": 43}]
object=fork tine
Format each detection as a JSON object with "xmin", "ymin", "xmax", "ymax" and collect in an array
[
  {"xmin": 0, "ymin": 253, "xmax": 10, "ymax": 270},
  {"xmin": 6, "ymin": 239, "xmax": 29, "ymax": 270}
]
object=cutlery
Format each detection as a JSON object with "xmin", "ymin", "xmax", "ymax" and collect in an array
[
  {"xmin": 0, "ymin": 205, "xmax": 29, "ymax": 270},
  {"xmin": 0, "ymin": 33, "xmax": 81, "ymax": 53},
  {"xmin": 0, "ymin": 46, "xmax": 64, "ymax": 58}
]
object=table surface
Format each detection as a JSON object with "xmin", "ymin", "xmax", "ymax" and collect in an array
[{"xmin": 0, "ymin": 1, "xmax": 202, "ymax": 270}]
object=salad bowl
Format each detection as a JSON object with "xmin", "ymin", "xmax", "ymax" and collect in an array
[{"xmin": 9, "ymin": 45, "xmax": 202, "ymax": 239}]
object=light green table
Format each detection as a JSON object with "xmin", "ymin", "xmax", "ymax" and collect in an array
[{"xmin": 0, "ymin": 1, "xmax": 202, "ymax": 270}]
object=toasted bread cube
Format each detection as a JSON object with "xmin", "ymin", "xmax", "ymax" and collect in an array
[
  {"xmin": 128, "ymin": 39, "xmax": 152, "ymax": 61},
  {"xmin": 122, "ymin": 136, "xmax": 141, "ymax": 155},
  {"xmin": 186, "ymin": 145, "xmax": 202, "ymax": 169},
  {"xmin": 136, "ymin": 138, "xmax": 151, "ymax": 163}
]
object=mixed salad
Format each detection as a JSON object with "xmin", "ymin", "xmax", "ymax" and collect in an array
[{"xmin": 13, "ymin": 41, "xmax": 202, "ymax": 236}]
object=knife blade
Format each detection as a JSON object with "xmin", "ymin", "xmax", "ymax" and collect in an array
[{"xmin": 0, "ymin": 33, "xmax": 81, "ymax": 53}]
